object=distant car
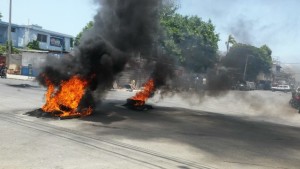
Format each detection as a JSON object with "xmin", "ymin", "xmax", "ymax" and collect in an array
[
  {"xmin": 236, "ymin": 83, "xmax": 248, "ymax": 91},
  {"xmin": 246, "ymin": 81, "xmax": 256, "ymax": 90},
  {"xmin": 271, "ymin": 85, "xmax": 291, "ymax": 92}
]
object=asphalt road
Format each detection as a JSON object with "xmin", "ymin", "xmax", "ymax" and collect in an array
[{"xmin": 0, "ymin": 78, "xmax": 300, "ymax": 169}]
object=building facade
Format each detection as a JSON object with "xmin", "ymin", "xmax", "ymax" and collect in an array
[
  {"xmin": 0, "ymin": 21, "xmax": 73, "ymax": 53},
  {"xmin": 0, "ymin": 21, "xmax": 74, "ymax": 76}
]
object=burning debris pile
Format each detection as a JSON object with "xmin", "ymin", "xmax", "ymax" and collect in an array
[
  {"xmin": 124, "ymin": 58, "xmax": 174, "ymax": 110},
  {"xmin": 42, "ymin": 75, "xmax": 92, "ymax": 117},
  {"xmin": 124, "ymin": 79, "xmax": 155, "ymax": 110},
  {"xmin": 35, "ymin": 0, "xmax": 173, "ymax": 118}
]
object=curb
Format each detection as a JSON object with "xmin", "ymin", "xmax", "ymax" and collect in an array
[{"xmin": 6, "ymin": 74, "xmax": 36, "ymax": 81}]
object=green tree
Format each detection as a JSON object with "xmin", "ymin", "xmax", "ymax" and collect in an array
[
  {"xmin": 26, "ymin": 40, "xmax": 40, "ymax": 50},
  {"xmin": 160, "ymin": 4, "xmax": 219, "ymax": 73},
  {"xmin": 5, "ymin": 41, "xmax": 20, "ymax": 54},
  {"xmin": 0, "ymin": 45, "xmax": 6, "ymax": 55},
  {"xmin": 259, "ymin": 44, "xmax": 272, "ymax": 73},
  {"xmin": 225, "ymin": 35, "xmax": 236, "ymax": 53},
  {"xmin": 0, "ymin": 42, "xmax": 20, "ymax": 56},
  {"xmin": 74, "ymin": 21, "xmax": 94, "ymax": 46},
  {"xmin": 223, "ymin": 43, "xmax": 272, "ymax": 81}
]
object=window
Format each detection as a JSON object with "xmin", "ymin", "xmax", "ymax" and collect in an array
[
  {"xmin": 50, "ymin": 36, "xmax": 63, "ymax": 47},
  {"xmin": 37, "ymin": 34, "xmax": 47, "ymax": 43},
  {"xmin": 70, "ymin": 38, "xmax": 74, "ymax": 47},
  {"xmin": 11, "ymin": 27, "xmax": 16, "ymax": 32}
]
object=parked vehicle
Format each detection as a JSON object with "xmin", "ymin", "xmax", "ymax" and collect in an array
[
  {"xmin": 271, "ymin": 85, "xmax": 291, "ymax": 92},
  {"xmin": 246, "ymin": 81, "xmax": 256, "ymax": 90},
  {"xmin": 237, "ymin": 83, "xmax": 251, "ymax": 91},
  {"xmin": 232, "ymin": 81, "xmax": 255, "ymax": 91}
]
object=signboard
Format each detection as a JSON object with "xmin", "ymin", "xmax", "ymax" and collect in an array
[{"xmin": 50, "ymin": 37, "xmax": 63, "ymax": 47}]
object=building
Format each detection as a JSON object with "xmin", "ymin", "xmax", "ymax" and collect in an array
[
  {"xmin": 271, "ymin": 59, "xmax": 296, "ymax": 87},
  {"xmin": 0, "ymin": 20, "xmax": 74, "ymax": 76},
  {"xmin": 0, "ymin": 20, "xmax": 73, "ymax": 53}
]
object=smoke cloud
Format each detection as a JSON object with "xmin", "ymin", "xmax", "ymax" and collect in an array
[
  {"xmin": 228, "ymin": 18, "xmax": 255, "ymax": 45},
  {"xmin": 37, "ymin": 0, "xmax": 169, "ymax": 108}
]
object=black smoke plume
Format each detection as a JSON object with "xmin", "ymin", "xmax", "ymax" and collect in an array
[
  {"xmin": 151, "ymin": 55, "xmax": 174, "ymax": 89},
  {"xmin": 37, "ymin": 0, "xmax": 167, "ymax": 109}
]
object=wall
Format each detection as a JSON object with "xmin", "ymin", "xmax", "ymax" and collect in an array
[
  {"xmin": 21, "ymin": 51, "xmax": 48, "ymax": 76},
  {"xmin": 21, "ymin": 28, "xmax": 72, "ymax": 52},
  {"xmin": 7, "ymin": 54, "xmax": 22, "ymax": 74},
  {"xmin": 11, "ymin": 29, "xmax": 18, "ymax": 47},
  {"xmin": 0, "ymin": 26, "xmax": 7, "ymax": 43},
  {"xmin": 256, "ymin": 72, "xmax": 272, "ymax": 81},
  {"xmin": 0, "ymin": 22, "xmax": 22, "ymax": 47}
]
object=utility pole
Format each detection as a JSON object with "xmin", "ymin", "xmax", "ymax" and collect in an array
[
  {"xmin": 7, "ymin": 0, "xmax": 12, "ymax": 67},
  {"xmin": 243, "ymin": 55, "xmax": 249, "ymax": 81}
]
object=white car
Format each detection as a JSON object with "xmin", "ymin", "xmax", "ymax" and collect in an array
[{"xmin": 271, "ymin": 85, "xmax": 291, "ymax": 92}]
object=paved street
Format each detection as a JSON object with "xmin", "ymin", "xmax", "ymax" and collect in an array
[{"xmin": 1, "ymin": 78, "xmax": 300, "ymax": 169}]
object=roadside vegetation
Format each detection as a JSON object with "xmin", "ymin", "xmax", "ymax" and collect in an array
[{"xmin": 0, "ymin": 41, "xmax": 20, "ymax": 56}]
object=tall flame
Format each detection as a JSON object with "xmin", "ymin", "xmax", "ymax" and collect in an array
[
  {"xmin": 131, "ymin": 79, "xmax": 155, "ymax": 106},
  {"xmin": 42, "ymin": 75, "xmax": 92, "ymax": 117}
]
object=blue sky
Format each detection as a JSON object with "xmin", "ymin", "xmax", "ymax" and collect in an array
[
  {"xmin": 0, "ymin": 0, "xmax": 299, "ymax": 64},
  {"xmin": 0, "ymin": 0, "xmax": 97, "ymax": 36},
  {"xmin": 179, "ymin": 0, "xmax": 300, "ymax": 64}
]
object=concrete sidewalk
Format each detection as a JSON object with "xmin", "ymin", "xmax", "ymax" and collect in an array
[
  {"xmin": 4, "ymin": 75, "xmax": 141, "ymax": 92},
  {"xmin": 6, "ymin": 74, "xmax": 36, "ymax": 81}
]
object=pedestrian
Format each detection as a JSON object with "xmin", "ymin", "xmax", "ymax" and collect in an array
[{"xmin": 130, "ymin": 80, "xmax": 136, "ymax": 90}]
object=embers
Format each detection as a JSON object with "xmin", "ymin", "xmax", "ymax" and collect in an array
[
  {"xmin": 25, "ymin": 108, "xmax": 80, "ymax": 120},
  {"xmin": 123, "ymin": 99, "xmax": 153, "ymax": 111},
  {"xmin": 123, "ymin": 79, "xmax": 155, "ymax": 111}
]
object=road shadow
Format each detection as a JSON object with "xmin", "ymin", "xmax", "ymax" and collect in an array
[{"xmin": 6, "ymin": 83, "xmax": 40, "ymax": 89}]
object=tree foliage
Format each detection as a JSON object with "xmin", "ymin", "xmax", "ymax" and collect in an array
[
  {"xmin": 27, "ymin": 40, "xmax": 40, "ymax": 50},
  {"xmin": 160, "ymin": 3, "xmax": 219, "ymax": 73},
  {"xmin": 223, "ymin": 43, "xmax": 272, "ymax": 81},
  {"xmin": 0, "ymin": 12, "xmax": 2, "ymax": 20},
  {"xmin": 74, "ymin": 21, "xmax": 94, "ymax": 46},
  {"xmin": 0, "ymin": 45, "xmax": 6, "ymax": 55},
  {"xmin": 74, "ymin": 3, "xmax": 220, "ymax": 73},
  {"xmin": 0, "ymin": 41, "xmax": 20, "ymax": 55},
  {"xmin": 259, "ymin": 44, "xmax": 272, "ymax": 71},
  {"xmin": 225, "ymin": 35, "xmax": 236, "ymax": 53}
]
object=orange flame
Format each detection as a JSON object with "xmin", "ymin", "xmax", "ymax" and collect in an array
[
  {"xmin": 42, "ymin": 75, "xmax": 92, "ymax": 117},
  {"xmin": 131, "ymin": 79, "xmax": 155, "ymax": 106}
]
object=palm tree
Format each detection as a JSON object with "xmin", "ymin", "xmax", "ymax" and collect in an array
[{"xmin": 225, "ymin": 35, "xmax": 236, "ymax": 53}]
